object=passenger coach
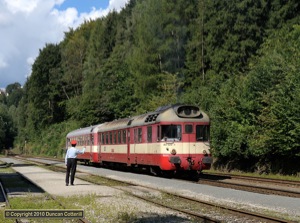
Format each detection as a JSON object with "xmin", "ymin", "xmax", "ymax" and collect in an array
[{"xmin": 66, "ymin": 104, "xmax": 212, "ymax": 175}]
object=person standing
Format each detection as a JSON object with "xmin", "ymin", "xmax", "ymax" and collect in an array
[{"xmin": 65, "ymin": 140, "xmax": 85, "ymax": 186}]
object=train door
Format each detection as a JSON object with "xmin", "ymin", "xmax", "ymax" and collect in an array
[
  {"xmin": 126, "ymin": 129, "xmax": 131, "ymax": 166},
  {"xmin": 183, "ymin": 123, "xmax": 196, "ymax": 156},
  {"xmin": 147, "ymin": 126, "xmax": 152, "ymax": 153},
  {"xmin": 89, "ymin": 134, "xmax": 93, "ymax": 162},
  {"xmin": 98, "ymin": 132, "xmax": 102, "ymax": 163}
]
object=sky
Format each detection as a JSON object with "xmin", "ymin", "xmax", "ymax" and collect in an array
[{"xmin": 0, "ymin": 0, "xmax": 129, "ymax": 89}]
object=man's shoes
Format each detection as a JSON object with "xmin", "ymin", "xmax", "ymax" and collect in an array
[
  {"xmin": 66, "ymin": 183, "xmax": 68, "ymax": 186},
  {"xmin": 71, "ymin": 184, "xmax": 74, "ymax": 186}
]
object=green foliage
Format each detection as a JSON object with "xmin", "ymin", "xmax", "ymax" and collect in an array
[
  {"xmin": 0, "ymin": 104, "xmax": 16, "ymax": 150},
  {"xmin": 6, "ymin": 82, "xmax": 23, "ymax": 107},
  {"xmin": 210, "ymin": 25, "xmax": 300, "ymax": 173},
  {"xmin": 31, "ymin": 120, "xmax": 80, "ymax": 157},
  {"xmin": 248, "ymin": 25, "xmax": 300, "ymax": 158},
  {"xmin": 204, "ymin": 0, "xmax": 266, "ymax": 74},
  {"xmin": 27, "ymin": 43, "xmax": 63, "ymax": 130},
  {"xmin": 266, "ymin": 0, "xmax": 300, "ymax": 29}
]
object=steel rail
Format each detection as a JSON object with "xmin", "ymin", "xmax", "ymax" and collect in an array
[
  {"xmin": 199, "ymin": 174, "xmax": 300, "ymax": 198},
  {"xmin": 202, "ymin": 172, "xmax": 300, "ymax": 186}
]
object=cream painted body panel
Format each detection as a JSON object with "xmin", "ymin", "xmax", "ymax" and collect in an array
[{"xmin": 98, "ymin": 142, "xmax": 210, "ymax": 155}]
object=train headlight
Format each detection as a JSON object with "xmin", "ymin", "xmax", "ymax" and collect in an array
[{"xmin": 171, "ymin": 149, "xmax": 177, "ymax": 155}]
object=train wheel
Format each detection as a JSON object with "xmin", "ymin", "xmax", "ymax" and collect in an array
[
  {"xmin": 149, "ymin": 166, "xmax": 160, "ymax": 176},
  {"xmin": 189, "ymin": 170, "xmax": 200, "ymax": 181}
]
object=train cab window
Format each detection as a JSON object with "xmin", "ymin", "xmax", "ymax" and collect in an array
[
  {"xmin": 196, "ymin": 125, "xmax": 210, "ymax": 141},
  {"xmin": 185, "ymin": 124, "xmax": 193, "ymax": 134},
  {"xmin": 106, "ymin": 133, "xmax": 109, "ymax": 144},
  {"xmin": 161, "ymin": 125, "xmax": 182, "ymax": 141},
  {"xmin": 147, "ymin": 126, "xmax": 152, "ymax": 143}
]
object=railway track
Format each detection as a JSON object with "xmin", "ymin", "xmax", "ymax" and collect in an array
[
  {"xmin": 202, "ymin": 172, "xmax": 300, "ymax": 186},
  {"xmin": 0, "ymin": 181, "xmax": 9, "ymax": 207},
  {"xmin": 11, "ymin": 156, "xmax": 297, "ymax": 223},
  {"xmin": 199, "ymin": 173, "xmax": 300, "ymax": 198},
  {"xmin": 19, "ymin": 155, "xmax": 300, "ymax": 198},
  {"xmin": 119, "ymin": 184, "xmax": 294, "ymax": 223}
]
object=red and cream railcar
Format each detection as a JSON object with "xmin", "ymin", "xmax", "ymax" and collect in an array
[
  {"xmin": 66, "ymin": 104, "xmax": 213, "ymax": 173},
  {"xmin": 66, "ymin": 124, "xmax": 103, "ymax": 164}
]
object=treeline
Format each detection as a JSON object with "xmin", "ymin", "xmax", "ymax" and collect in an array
[{"xmin": 1, "ymin": 0, "xmax": 300, "ymax": 174}]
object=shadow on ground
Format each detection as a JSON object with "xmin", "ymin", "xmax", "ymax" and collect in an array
[{"xmin": 0, "ymin": 173, "xmax": 44, "ymax": 195}]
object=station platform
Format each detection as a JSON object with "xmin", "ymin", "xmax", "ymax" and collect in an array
[{"xmin": 0, "ymin": 157, "xmax": 120, "ymax": 197}]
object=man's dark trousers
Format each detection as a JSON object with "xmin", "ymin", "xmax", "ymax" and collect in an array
[{"xmin": 66, "ymin": 158, "xmax": 77, "ymax": 185}]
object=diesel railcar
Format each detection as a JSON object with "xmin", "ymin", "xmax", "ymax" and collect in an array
[{"xmin": 66, "ymin": 104, "xmax": 212, "ymax": 175}]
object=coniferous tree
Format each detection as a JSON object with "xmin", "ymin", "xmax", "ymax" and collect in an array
[{"xmin": 26, "ymin": 44, "xmax": 62, "ymax": 133}]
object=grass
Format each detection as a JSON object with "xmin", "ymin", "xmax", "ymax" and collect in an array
[
  {"xmin": 9, "ymin": 194, "xmax": 62, "ymax": 209},
  {"xmin": 55, "ymin": 193, "xmax": 138, "ymax": 223},
  {"xmin": 0, "ymin": 167, "xmax": 15, "ymax": 174}
]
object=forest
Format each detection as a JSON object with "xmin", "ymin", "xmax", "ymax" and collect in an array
[{"xmin": 0, "ymin": 0, "xmax": 300, "ymax": 175}]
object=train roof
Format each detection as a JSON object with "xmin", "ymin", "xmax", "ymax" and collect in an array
[
  {"xmin": 98, "ymin": 104, "xmax": 209, "ymax": 132},
  {"xmin": 66, "ymin": 124, "xmax": 103, "ymax": 138}
]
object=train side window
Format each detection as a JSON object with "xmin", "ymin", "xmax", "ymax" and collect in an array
[
  {"xmin": 134, "ymin": 129, "xmax": 137, "ymax": 143},
  {"xmin": 122, "ymin": 130, "xmax": 126, "ymax": 144},
  {"xmin": 106, "ymin": 133, "xmax": 109, "ymax": 144},
  {"xmin": 147, "ymin": 126, "xmax": 152, "ymax": 143},
  {"xmin": 118, "ymin": 131, "xmax": 121, "ymax": 144},
  {"xmin": 113, "ymin": 131, "xmax": 117, "ymax": 144},
  {"xmin": 138, "ymin": 128, "xmax": 142, "ymax": 143},
  {"xmin": 110, "ymin": 132, "xmax": 112, "ymax": 144},
  {"xmin": 185, "ymin": 124, "xmax": 193, "ymax": 134}
]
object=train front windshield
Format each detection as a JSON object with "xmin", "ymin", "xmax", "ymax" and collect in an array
[
  {"xmin": 196, "ymin": 125, "xmax": 210, "ymax": 141},
  {"xmin": 160, "ymin": 124, "xmax": 209, "ymax": 142},
  {"xmin": 161, "ymin": 125, "xmax": 182, "ymax": 141}
]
